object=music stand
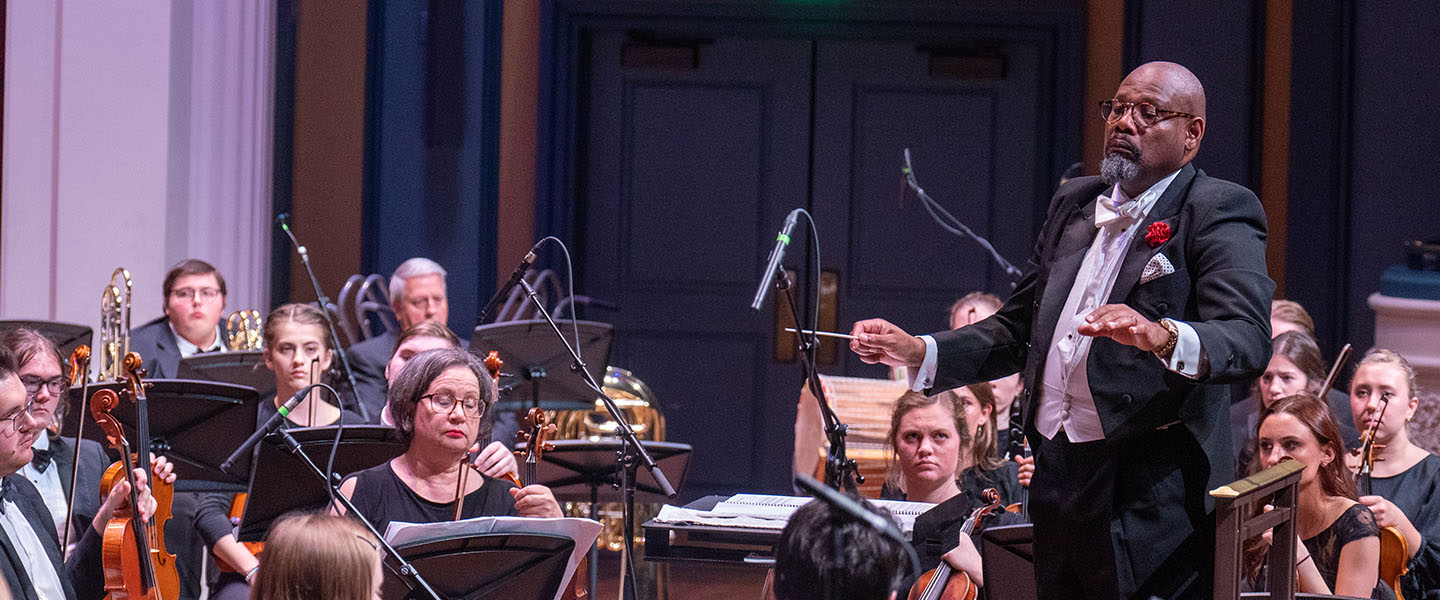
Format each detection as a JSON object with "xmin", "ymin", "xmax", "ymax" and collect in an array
[
  {"xmin": 177, "ymin": 351, "xmax": 275, "ymax": 400},
  {"xmin": 471, "ymin": 320, "xmax": 613, "ymax": 413},
  {"xmin": 980, "ymin": 523, "xmax": 1035, "ymax": 600},
  {"xmin": 0, "ymin": 320, "xmax": 92, "ymax": 360},
  {"xmin": 237, "ymin": 425, "xmax": 403, "ymax": 542},
  {"xmin": 60, "ymin": 379, "xmax": 260, "ymax": 490},
  {"xmin": 381, "ymin": 533, "xmax": 573, "ymax": 600},
  {"xmin": 524, "ymin": 440, "xmax": 691, "ymax": 505}
]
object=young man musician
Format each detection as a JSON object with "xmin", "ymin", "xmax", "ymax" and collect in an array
[
  {"xmin": 0, "ymin": 345, "xmax": 174, "ymax": 600},
  {"xmin": 129, "ymin": 258, "xmax": 231, "ymax": 379}
]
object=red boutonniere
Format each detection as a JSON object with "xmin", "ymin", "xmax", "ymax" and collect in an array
[{"xmin": 1145, "ymin": 222, "xmax": 1171, "ymax": 248}]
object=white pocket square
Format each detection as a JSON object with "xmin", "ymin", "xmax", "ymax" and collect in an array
[{"xmin": 1141, "ymin": 253, "xmax": 1175, "ymax": 284}]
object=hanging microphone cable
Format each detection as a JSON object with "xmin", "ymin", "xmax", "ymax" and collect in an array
[{"xmin": 901, "ymin": 148, "xmax": 1023, "ymax": 286}]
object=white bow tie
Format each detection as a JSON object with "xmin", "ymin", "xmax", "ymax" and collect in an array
[{"xmin": 1094, "ymin": 194, "xmax": 1142, "ymax": 228}]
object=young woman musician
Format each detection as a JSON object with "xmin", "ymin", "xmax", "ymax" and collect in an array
[
  {"xmin": 336, "ymin": 348, "xmax": 561, "ymax": 530},
  {"xmin": 880, "ymin": 389, "xmax": 1020, "ymax": 589},
  {"xmin": 1350, "ymin": 349, "xmax": 1440, "ymax": 599},
  {"xmin": 250, "ymin": 511, "xmax": 383, "ymax": 600},
  {"xmin": 1252, "ymin": 394, "xmax": 1388, "ymax": 598},
  {"xmin": 193, "ymin": 303, "xmax": 364, "ymax": 599},
  {"xmin": 1232, "ymin": 331, "xmax": 1327, "ymax": 475}
]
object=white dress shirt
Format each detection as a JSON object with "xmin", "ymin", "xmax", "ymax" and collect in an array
[
  {"xmin": 20, "ymin": 434, "xmax": 68, "ymax": 542},
  {"xmin": 0, "ymin": 494, "xmax": 66, "ymax": 600},
  {"xmin": 171, "ymin": 323, "xmax": 226, "ymax": 357},
  {"xmin": 911, "ymin": 169, "xmax": 1203, "ymax": 442}
]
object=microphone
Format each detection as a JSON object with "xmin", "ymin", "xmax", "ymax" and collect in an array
[
  {"xmin": 275, "ymin": 213, "xmax": 289, "ymax": 227},
  {"xmin": 749, "ymin": 209, "xmax": 801, "ymax": 311},
  {"xmin": 219, "ymin": 384, "xmax": 313, "ymax": 476},
  {"xmin": 477, "ymin": 246, "xmax": 537, "ymax": 324}
]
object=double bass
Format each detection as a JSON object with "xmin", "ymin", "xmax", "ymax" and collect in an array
[{"xmin": 91, "ymin": 352, "xmax": 179, "ymax": 599}]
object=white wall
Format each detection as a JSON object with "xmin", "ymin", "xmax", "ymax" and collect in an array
[{"xmin": 1, "ymin": 0, "xmax": 274, "ymax": 340}]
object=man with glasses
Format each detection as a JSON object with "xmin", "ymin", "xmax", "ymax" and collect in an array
[
  {"xmin": 348, "ymin": 257, "xmax": 464, "ymax": 422},
  {"xmin": 130, "ymin": 258, "xmax": 231, "ymax": 379},
  {"xmin": 0, "ymin": 329, "xmax": 109, "ymax": 550},
  {"xmin": 0, "ymin": 344, "xmax": 175, "ymax": 599},
  {"xmin": 849, "ymin": 62, "xmax": 1273, "ymax": 599}
]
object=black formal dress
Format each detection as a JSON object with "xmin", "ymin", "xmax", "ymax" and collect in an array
[
  {"xmin": 1370, "ymin": 453, "xmax": 1440, "ymax": 599},
  {"xmin": 923, "ymin": 164, "xmax": 1274, "ymax": 599},
  {"xmin": 1302, "ymin": 503, "xmax": 1394, "ymax": 600},
  {"xmin": 344, "ymin": 461, "xmax": 518, "ymax": 534}
]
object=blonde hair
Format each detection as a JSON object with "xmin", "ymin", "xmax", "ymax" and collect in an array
[
  {"xmin": 1355, "ymin": 348, "xmax": 1420, "ymax": 399},
  {"xmin": 250, "ymin": 512, "xmax": 380, "ymax": 600},
  {"xmin": 884, "ymin": 390, "xmax": 971, "ymax": 493},
  {"xmin": 1270, "ymin": 299, "xmax": 1315, "ymax": 338}
]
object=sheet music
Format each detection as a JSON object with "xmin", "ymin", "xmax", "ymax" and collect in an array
[
  {"xmin": 384, "ymin": 516, "xmax": 602, "ymax": 600},
  {"xmin": 654, "ymin": 494, "xmax": 934, "ymax": 535}
]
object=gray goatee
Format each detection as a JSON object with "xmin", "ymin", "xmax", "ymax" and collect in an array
[{"xmin": 1100, "ymin": 154, "xmax": 1139, "ymax": 186}]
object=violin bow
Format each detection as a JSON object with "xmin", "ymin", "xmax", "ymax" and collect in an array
[
  {"xmin": 1321, "ymin": 343, "xmax": 1354, "ymax": 397},
  {"xmin": 61, "ymin": 346, "xmax": 91, "ymax": 554}
]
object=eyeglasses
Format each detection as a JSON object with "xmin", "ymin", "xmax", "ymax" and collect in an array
[
  {"xmin": 0, "ymin": 399, "xmax": 38, "ymax": 435},
  {"xmin": 171, "ymin": 287, "xmax": 222, "ymax": 302},
  {"xmin": 1098, "ymin": 99, "xmax": 1197, "ymax": 129},
  {"xmin": 419, "ymin": 393, "xmax": 485, "ymax": 420},
  {"xmin": 19, "ymin": 375, "xmax": 66, "ymax": 398}
]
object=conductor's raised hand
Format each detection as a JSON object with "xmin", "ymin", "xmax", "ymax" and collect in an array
[
  {"xmin": 1076, "ymin": 304, "xmax": 1170, "ymax": 351},
  {"xmin": 849, "ymin": 319, "xmax": 926, "ymax": 368}
]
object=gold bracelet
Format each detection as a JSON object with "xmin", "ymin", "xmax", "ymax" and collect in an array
[{"xmin": 1156, "ymin": 318, "xmax": 1179, "ymax": 359}]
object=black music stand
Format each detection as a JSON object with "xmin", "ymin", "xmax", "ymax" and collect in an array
[
  {"xmin": 471, "ymin": 320, "xmax": 613, "ymax": 413},
  {"xmin": 177, "ymin": 351, "xmax": 275, "ymax": 400},
  {"xmin": 522, "ymin": 439, "xmax": 690, "ymax": 598},
  {"xmin": 237, "ymin": 425, "xmax": 403, "ymax": 542},
  {"xmin": 0, "ymin": 320, "xmax": 92, "ymax": 360},
  {"xmin": 980, "ymin": 523, "xmax": 1035, "ymax": 600},
  {"xmin": 381, "ymin": 533, "xmax": 573, "ymax": 600},
  {"xmin": 60, "ymin": 379, "xmax": 260, "ymax": 490},
  {"xmin": 524, "ymin": 440, "xmax": 691, "ymax": 505}
]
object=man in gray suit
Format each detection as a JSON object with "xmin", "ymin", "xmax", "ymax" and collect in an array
[
  {"xmin": 850, "ymin": 62, "xmax": 1273, "ymax": 599},
  {"xmin": 347, "ymin": 257, "xmax": 461, "ymax": 420}
]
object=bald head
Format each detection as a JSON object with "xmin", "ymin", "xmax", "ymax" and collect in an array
[
  {"xmin": 1103, "ymin": 61, "xmax": 1208, "ymax": 195},
  {"xmin": 1126, "ymin": 61, "xmax": 1206, "ymax": 119}
]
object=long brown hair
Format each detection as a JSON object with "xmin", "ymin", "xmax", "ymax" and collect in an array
[
  {"xmin": 951, "ymin": 383, "xmax": 1005, "ymax": 471},
  {"xmin": 250, "ymin": 512, "xmax": 380, "ymax": 600},
  {"xmin": 884, "ymin": 390, "xmax": 971, "ymax": 493},
  {"xmin": 1256, "ymin": 393, "xmax": 1357, "ymax": 500},
  {"xmin": 1269, "ymin": 331, "xmax": 1326, "ymax": 397}
]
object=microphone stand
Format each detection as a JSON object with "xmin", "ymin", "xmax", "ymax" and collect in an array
[
  {"xmin": 271, "ymin": 427, "xmax": 441, "ymax": 600},
  {"xmin": 278, "ymin": 219, "xmax": 371, "ymax": 422},
  {"xmin": 515, "ymin": 277, "xmax": 675, "ymax": 600},
  {"xmin": 772, "ymin": 266, "xmax": 860, "ymax": 493}
]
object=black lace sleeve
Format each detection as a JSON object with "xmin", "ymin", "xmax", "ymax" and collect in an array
[{"xmin": 1335, "ymin": 503, "xmax": 1381, "ymax": 546}]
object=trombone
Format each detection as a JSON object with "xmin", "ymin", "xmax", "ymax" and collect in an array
[{"xmin": 98, "ymin": 268, "xmax": 132, "ymax": 381}]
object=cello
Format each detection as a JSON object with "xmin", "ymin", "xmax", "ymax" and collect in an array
[
  {"xmin": 91, "ymin": 352, "xmax": 179, "ymax": 599},
  {"xmin": 908, "ymin": 488, "xmax": 1003, "ymax": 600}
]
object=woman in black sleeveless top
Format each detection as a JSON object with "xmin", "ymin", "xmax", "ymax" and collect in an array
[{"xmin": 338, "ymin": 348, "xmax": 561, "ymax": 532}]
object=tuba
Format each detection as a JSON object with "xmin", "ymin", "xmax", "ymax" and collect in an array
[
  {"xmin": 98, "ymin": 268, "xmax": 132, "ymax": 381},
  {"xmin": 552, "ymin": 367, "xmax": 666, "ymax": 441},
  {"xmin": 225, "ymin": 309, "xmax": 265, "ymax": 350}
]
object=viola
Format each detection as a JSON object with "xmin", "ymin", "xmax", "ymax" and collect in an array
[
  {"xmin": 92, "ymin": 352, "xmax": 179, "ymax": 599},
  {"xmin": 908, "ymin": 488, "xmax": 1003, "ymax": 600}
]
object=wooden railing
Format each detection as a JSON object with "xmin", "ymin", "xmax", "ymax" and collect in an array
[{"xmin": 1211, "ymin": 459, "xmax": 1306, "ymax": 600}]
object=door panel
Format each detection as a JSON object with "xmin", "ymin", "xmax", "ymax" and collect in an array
[
  {"xmin": 579, "ymin": 32, "xmax": 813, "ymax": 498},
  {"xmin": 811, "ymin": 39, "xmax": 1045, "ymax": 376}
]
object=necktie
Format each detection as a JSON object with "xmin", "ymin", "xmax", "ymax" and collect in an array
[{"xmin": 30, "ymin": 447, "xmax": 52, "ymax": 473}]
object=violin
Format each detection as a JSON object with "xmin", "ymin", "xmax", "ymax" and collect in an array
[
  {"xmin": 1353, "ymin": 389, "xmax": 1410, "ymax": 595},
  {"xmin": 62, "ymin": 345, "xmax": 92, "ymax": 553},
  {"xmin": 92, "ymin": 352, "xmax": 179, "ymax": 599},
  {"xmin": 908, "ymin": 488, "xmax": 1003, "ymax": 600}
]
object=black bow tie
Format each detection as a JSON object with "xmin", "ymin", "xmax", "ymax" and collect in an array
[{"xmin": 30, "ymin": 447, "xmax": 52, "ymax": 473}]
